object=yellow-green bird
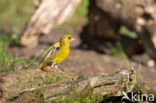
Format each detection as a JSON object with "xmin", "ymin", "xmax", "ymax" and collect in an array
[{"xmin": 37, "ymin": 34, "xmax": 75, "ymax": 72}]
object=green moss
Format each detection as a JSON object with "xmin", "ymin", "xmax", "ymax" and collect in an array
[
  {"xmin": 42, "ymin": 73, "xmax": 77, "ymax": 85},
  {"xmin": 46, "ymin": 82, "xmax": 104, "ymax": 103},
  {"xmin": 34, "ymin": 89, "xmax": 45, "ymax": 103},
  {"xmin": 82, "ymin": 94, "xmax": 103, "ymax": 103},
  {"xmin": 66, "ymin": 94, "xmax": 103, "ymax": 103},
  {"xmin": 68, "ymin": 100, "xmax": 79, "ymax": 103},
  {"xmin": 26, "ymin": 73, "xmax": 77, "ymax": 90},
  {"xmin": 120, "ymin": 26, "xmax": 137, "ymax": 38},
  {"xmin": 133, "ymin": 83, "xmax": 146, "ymax": 93},
  {"xmin": 68, "ymin": 88, "xmax": 103, "ymax": 103}
]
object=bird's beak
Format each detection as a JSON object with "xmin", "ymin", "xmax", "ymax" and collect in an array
[{"xmin": 71, "ymin": 37, "xmax": 75, "ymax": 42}]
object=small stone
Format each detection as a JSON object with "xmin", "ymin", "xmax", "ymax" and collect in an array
[
  {"xmin": 115, "ymin": 3, "xmax": 122, "ymax": 9},
  {"xmin": 137, "ymin": 17, "xmax": 146, "ymax": 25},
  {"xmin": 147, "ymin": 60, "xmax": 155, "ymax": 67}
]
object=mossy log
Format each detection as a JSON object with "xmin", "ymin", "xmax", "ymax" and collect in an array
[{"xmin": 0, "ymin": 69, "xmax": 136, "ymax": 103}]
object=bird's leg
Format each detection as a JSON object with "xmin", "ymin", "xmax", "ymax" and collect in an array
[
  {"xmin": 51, "ymin": 62, "xmax": 63, "ymax": 73},
  {"xmin": 51, "ymin": 62, "xmax": 55, "ymax": 68},
  {"xmin": 54, "ymin": 65, "xmax": 64, "ymax": 73}
]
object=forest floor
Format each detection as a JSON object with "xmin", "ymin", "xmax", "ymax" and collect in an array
[{"xmin": 8, "ymin": 30, "xmax": 156, "ymax": 92}]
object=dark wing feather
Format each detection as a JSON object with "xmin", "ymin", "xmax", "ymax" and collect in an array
[{"xmin": 39, "ymin": 42, "xmax": 61, "ymax": 64}]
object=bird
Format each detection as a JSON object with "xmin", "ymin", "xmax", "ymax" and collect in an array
[{"xmin": 37, "ymin": 34, "xmax": 75, "ymax": 72}]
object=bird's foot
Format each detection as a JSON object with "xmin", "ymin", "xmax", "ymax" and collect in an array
[
  {"xmin": 42, "ymin": 66, "xmax": 55, "ymax": 72},
  {"xmin": 54, "ymin": 65, "xmax": 64, "ymax": 73},
  {"xmin": 42, "ymin": 65, "xmax": 64, "ymax": 73}
]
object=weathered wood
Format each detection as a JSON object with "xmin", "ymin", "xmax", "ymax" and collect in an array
[
  {"xmin": 0, "ymin": 69, "xmax": 136, "ymax": 103},
  {"xmin": 21, "ymin": 0, "xmax": 81, "ymax": 48}
]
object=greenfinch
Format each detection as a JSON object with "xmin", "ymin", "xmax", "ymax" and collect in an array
[{"xmin": 37, "ymin": 34, "xmax": 74, "ymax": 72}]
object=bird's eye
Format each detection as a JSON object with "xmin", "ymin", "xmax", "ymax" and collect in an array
[{"xmin": 68, "ymin": 37, "xmax": 71, "ymax": 39}]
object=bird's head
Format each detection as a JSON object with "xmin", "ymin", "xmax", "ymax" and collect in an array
[{"xmin": 59, "ymin": 34, "xmax": 75, "ymax": 46}]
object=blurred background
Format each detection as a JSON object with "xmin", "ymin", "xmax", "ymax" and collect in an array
[{"xmin": 0, "ymin": 0, "xmax": 156, "ymax": 92}]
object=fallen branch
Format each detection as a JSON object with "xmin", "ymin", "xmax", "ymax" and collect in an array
[{"xmin": 0, "ymin": 69, "xmax": 136, "ymax": 103}]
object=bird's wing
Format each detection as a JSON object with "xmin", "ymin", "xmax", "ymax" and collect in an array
[{"xmin": 39, "ymin": 42, "xmax": 61, "ymax": 64}]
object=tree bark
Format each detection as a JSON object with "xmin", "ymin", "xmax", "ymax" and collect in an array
[
  {"xmin": 0, "ymin": 69, "xmax": 136, "ymax": 103},
  {"xmin": 80, "ymin": 0, "xmax": 156, "ymax": 60},
  {"xmin": 21, "ymin": 0, "xmax": 81, "ymax": 48}
]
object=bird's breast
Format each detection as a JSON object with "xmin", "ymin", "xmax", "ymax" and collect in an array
[{"xmin": 53, "ymin": 46, "xmax": 70, "ymax": 64}]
